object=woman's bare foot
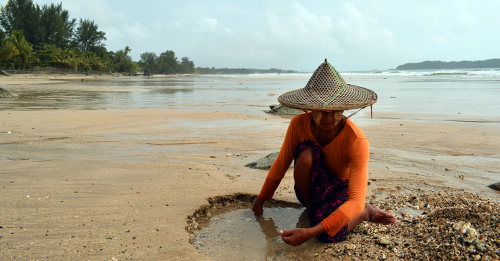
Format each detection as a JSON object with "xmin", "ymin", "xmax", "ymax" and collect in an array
[{"xmin": 365, "ymin": 205, "xmax": 396, "ymax": 225}]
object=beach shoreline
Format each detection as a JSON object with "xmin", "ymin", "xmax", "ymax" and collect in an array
[{"xmin": 1, "ymin": 75, "xmax": 499, "ymax": 260}]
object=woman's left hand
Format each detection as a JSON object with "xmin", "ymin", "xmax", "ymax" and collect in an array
[{"xmin": 279, "ymin": 228, "xmax": 312, "ymax": 246}]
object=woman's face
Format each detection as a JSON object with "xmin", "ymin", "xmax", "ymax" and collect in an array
[{"xmin": 311, "ymin": 110, "xmax": 344, "ymax": 130}]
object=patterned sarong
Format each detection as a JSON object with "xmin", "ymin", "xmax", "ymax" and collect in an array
[{"xmin": 293, "ymin": 141, "xmax": 349, "ymax": 243}]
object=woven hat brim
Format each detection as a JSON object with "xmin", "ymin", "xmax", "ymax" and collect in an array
[{"xmin": 278, "ymin": 84, "xmax": 377, "ymax": 111}]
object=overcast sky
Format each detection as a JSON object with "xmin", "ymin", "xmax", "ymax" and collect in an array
[{"xmin": 2, "ymin": 0, "xmax": 500, "ymax": 71}]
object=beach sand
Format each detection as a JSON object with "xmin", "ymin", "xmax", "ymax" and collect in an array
[{"xmin": 1, "ymin": 74, "xmax": 499, "ymax": 260}]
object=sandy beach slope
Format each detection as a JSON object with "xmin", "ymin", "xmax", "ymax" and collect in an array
[{"xmin": 0, "ymin": 74, "xmax": 499, "ymax": 260}]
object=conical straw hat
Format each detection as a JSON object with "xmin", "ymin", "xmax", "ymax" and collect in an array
[{"xmin": 278, "ymin": 59, "xmax": 377, "ymax": 111}]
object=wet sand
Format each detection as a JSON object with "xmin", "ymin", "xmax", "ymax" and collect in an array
[{"xmin": 1, "ymin": 74, "xmax": 499, "ymax": 260}]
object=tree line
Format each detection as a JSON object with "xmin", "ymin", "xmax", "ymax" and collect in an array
[
  {"xmin": 396, "ymin": 59, "xmax": 500, "ymax": 70},
  {"xmin": 0, "ymin": 0, "xmax": 195, "ymax": 74}
]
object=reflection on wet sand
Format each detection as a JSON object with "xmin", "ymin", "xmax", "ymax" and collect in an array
[
  {"xmin": 0, "ymin": 76, "xmax": 285, "ymax": 113},
  {"xmin": 193, "ymin": 207, "xmax": 319, "ymax": 261},
  {"xmin": 2, "ymin": 90, "xmax": 108, "ymax": 110},
  {"xmin": 0, "ymin": 84, "xmax": 194, "ymax": 111}
]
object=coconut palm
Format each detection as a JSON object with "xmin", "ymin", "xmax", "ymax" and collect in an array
[
  {"xmin": 0, "ymin": 37, "xmax": 18, "ymax": 63},
  {"xmin": 124, "ymin": 45, "xmax": 131, "ymax": 56},
  {"xmin": 87, "ymin": 51, "xmax": 106, "ymax": 71},
  {"xmin": 78, "ymin": 51, "xmax": 91, "ymax": 72},
  {"xmin": 6, "ymin": 30, "xmax": 32, "ymax": 61},
  {"xmin": 4, "ymin": 30, "xmax": 38, "ymax": 68},
  {"xmin": 78, "ymin": 51, "xmax": 106, "ymax": 72},
  {"xmin": 52, "ymin": 47, "xmax": 79, "ymax": 70}
]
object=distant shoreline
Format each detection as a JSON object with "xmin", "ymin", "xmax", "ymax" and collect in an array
[
  {"xmin": 396, "ymin": 58, "xmax": 500, "ymax": 70},
  {"xmin": 0, "ymin": 67, "xmax": 300, "ymax": 77}
]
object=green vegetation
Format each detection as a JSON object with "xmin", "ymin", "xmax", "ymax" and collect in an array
[
  {"xmin": 138, "ymin": 50, "xmax": 195, "ymax": 74},
  {"xmin": 0, "ymin": 0, "xmax": 295, "ymax": 75},
  {"xmin": 0, "ymin": 0, "xmax": 194, "ymax": 74},
  {"xmin": 396, "ymin": 59, "xmax": 500, "ymax": 70}
]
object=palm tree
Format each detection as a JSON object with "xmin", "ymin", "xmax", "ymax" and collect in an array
[
  {"xmin": 124, "ymin": 45, "xmax": 131, "ymax": 56},
  {"xmin": 5, "ymin": 30, "xmax": 37, "ymax": 68},
  {"xmin": 78, "ymin": 51, "xmax": 91, "ymax": 72},
  {"xmin": 52, "ymin": 48, "xmax": 79, "ymax": 70},
  {"xmin": 0, "ymin": 38, "xmax": 18, "ymax": 63},
  {"xmin": 87, "ymin": 51, "xmax": 106, "ymax": 71},
  {"xmin": 79, "ymin": 51, "xmax": 106, "ymax": 72}
]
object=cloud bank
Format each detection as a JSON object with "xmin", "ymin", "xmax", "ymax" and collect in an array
[{"xmin": 2, "ymin": 0, "xmax": 499, "ymax": 71}]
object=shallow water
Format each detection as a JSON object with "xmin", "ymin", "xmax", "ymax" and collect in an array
[
  {"xmin": 193, "ymin": 207, "xmax": 323, "ymax": 261},
  {"xmin": 0, "ymin": 76, "xmax": 304, "ymax": 114},
  {"xmin": 2, "ymin": 73, "xmax": 499, "ymax": 120}
]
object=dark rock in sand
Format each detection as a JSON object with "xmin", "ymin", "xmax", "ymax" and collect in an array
[
  {"xmin": 245, "ymin": 152, "xmax": 280, "ymax": 170},
  {"xmin": 0, "ymin": 88, "xmax": 15, "ymax": 98},
  {"xmin": 265, "ymin": 104, "xmax": 303, "ymax": 115},
  {"xmin": 488, "ymin": 182, "xmax": 500, "ymax": 191}
]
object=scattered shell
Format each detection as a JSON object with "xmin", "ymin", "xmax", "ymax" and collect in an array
[
  {"xmin": 345, "ymin": 243, "xmax": 356, "ymax": 250},
  {"xmin": 376, "ymin": 236, "xmax": 390, "ymax": 245}
]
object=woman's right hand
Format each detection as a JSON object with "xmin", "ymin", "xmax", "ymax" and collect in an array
[{"xmin": 252, "ymin": 196, "xmax": 265, "ymax": 216}]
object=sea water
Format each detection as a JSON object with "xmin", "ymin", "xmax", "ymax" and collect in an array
[
  {"xmin": 1, "ymin": 69, "xmax": 499, "ymax": 121},
  {"xmin": 343, "ymin": 69, "xmax": 500, "ymax": 118}
]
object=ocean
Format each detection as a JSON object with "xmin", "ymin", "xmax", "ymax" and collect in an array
[
  {"xmin": 344, "ymin": 68, "xmax": 500, "ymax": 119},
  {"xmin": 1, "ymin": 68, "xmax": 499, "ymax": 122}
]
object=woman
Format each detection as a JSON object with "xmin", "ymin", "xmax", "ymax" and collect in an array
[{"xmin": 252, "ymin": 60, "xmax": 396, "ymax": 246}]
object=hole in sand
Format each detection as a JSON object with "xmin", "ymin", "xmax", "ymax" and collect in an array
[
  {"xmin": 187, "ymin": 192, "xmax": 500, "ymax": 260},
  {"xmin": 186, "ymin": 193, "xmax": 323, "ymax": 260}
]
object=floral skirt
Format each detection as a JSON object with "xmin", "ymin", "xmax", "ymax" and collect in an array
[{"xmin": 293, "ymin": 141, "xmax": 349, "ymax": 243}]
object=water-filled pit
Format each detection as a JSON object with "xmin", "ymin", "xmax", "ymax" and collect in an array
[
  {"xmin": 187, "ymin": 194, "xmax": 324, "ymax": 260},
  {"xmin": 188, "ymin": 193, "xmax": 500, "ymax": 261}
]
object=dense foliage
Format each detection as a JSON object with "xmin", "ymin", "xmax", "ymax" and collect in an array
[
  {"xmin": 138, "ymin": 50, "xmax": 195, "ymax": 74},
  {"xmin": 0, "ymin": 0, "xmax": 294, "ymax": 75},
  {"xmin": 0, "ymin": 0, "xmax": 194, "ymax": 74},
  {"xmin": 396, "ymin": 59, "xmax": 500, "ymax": 70}
]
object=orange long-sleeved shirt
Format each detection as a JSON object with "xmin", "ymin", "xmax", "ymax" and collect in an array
[{"xmin": 258, "ymin": 113, "xmax": 369, "ymax": 237}]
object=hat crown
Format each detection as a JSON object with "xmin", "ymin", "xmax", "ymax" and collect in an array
[{"xmin": 305, "ymin": 61, "xmax": 349, "ymax": 105}]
